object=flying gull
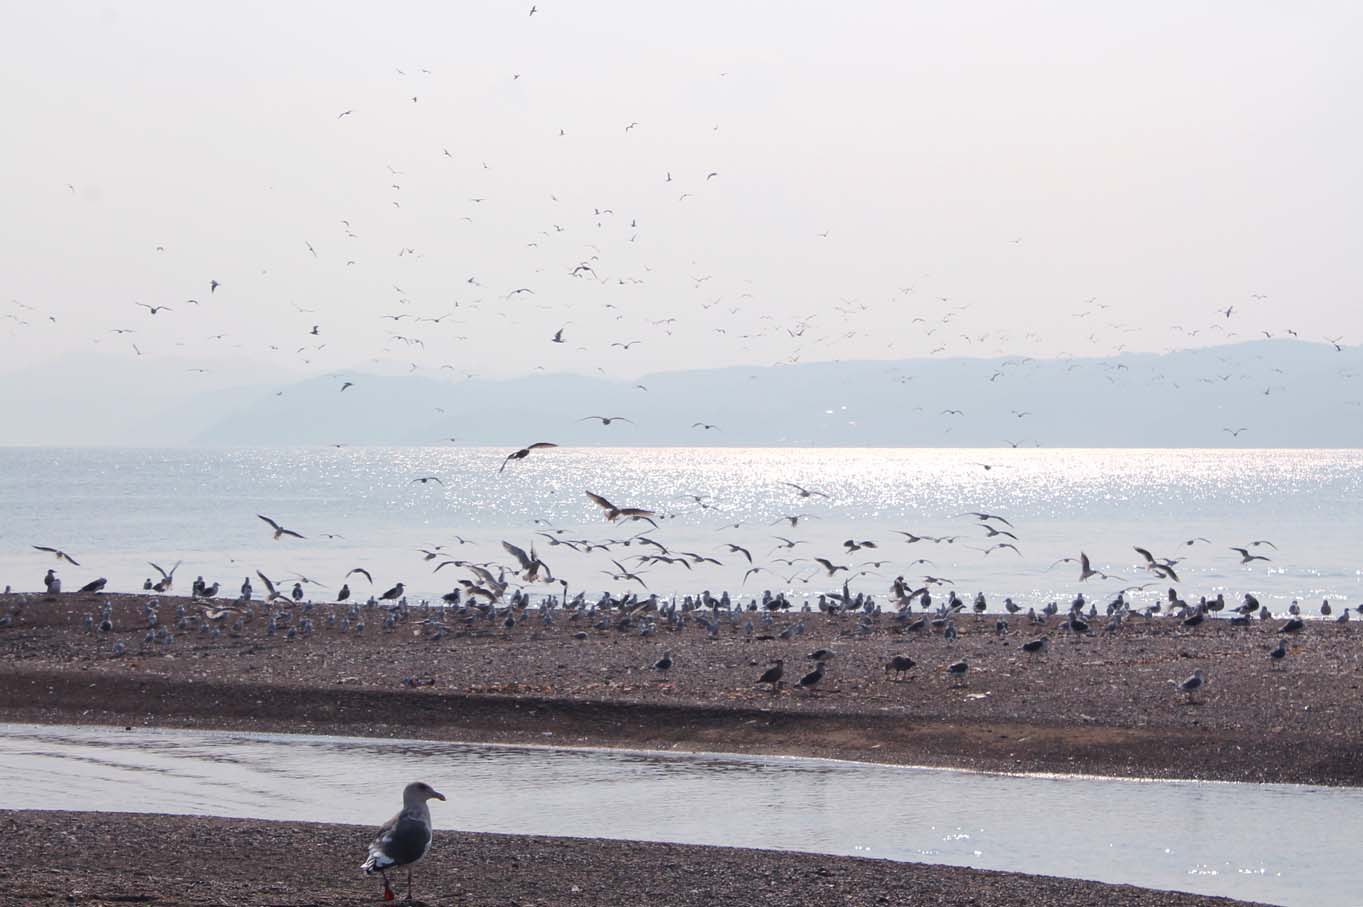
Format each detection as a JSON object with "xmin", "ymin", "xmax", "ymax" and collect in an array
[
  {"xmin": 258, "ymin": 514, "xmax": 305, "ymax": 540},
  {"xmin": 585, "ymin": 490, "xmax": 657, "ymax": 525},
  {"xmin": 32, "ymin": 546, "xmax": 80, "ymax": 566},
  {"xmin": 500, "ymin": 441, "xmax": 558, "ymax": 473}
]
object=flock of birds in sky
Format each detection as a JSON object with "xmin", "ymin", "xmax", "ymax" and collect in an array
[
  {"xmin": 3, "ymin": 1, "xmax": 1359, "ymax": 451},
  {"xmin": 12, "ymin": 266, "xmax": 1352, "ymax": 446}
]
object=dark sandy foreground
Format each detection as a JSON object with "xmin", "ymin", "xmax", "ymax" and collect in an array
[
  {"xmin": 3, "ymin": 810, "xmax": 1266, "ymax": 907},
  {"xmin": 3, "ymin": 592, "xmax": 1363, "ymax": 785}
]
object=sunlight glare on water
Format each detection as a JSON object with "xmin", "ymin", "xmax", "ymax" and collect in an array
[{"xmin": 0, "ymin": 447, "xmax": 1360, "ymax": 608}]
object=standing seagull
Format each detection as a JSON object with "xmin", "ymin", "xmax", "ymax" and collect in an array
[
  {"xmin": 361, "ymin": 781, "xmax": 445, "ymax": 902},
  {"xmin": 884, "ymin": 654, "xmax": 916, "ymax": 679},
  {"xmin": 1172, "ymin": 669, "xmax": 1206, "ymax": 702},
  {"xmin": 756, "ymin": 659, "xmax": 784, "ymax": 691},
  {"xmin": 946, "ymin": 659, "xmax": 969, "ymax": 686},
  {"xmin": 797, "ymin": 659, "xmax": 826, "ymax": 693}
]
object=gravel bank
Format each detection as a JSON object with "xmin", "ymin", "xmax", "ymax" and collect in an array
[
  {"xmin": 3, "ymin": 591, "xmax": 1361, "ymax": 785},
  {"xmin": 3, "ymin": 810, "xmax": 1268, "ymax": 907}
]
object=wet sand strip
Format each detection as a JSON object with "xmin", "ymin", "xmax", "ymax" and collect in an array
[{"xmin": 2, "ymin": 667, "xmax": 1361, "ymax": 786}]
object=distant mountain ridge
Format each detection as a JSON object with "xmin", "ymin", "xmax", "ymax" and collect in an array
[{"xmin": 1, "ymin": 340, "xmax": 1359, "ymax": 447}]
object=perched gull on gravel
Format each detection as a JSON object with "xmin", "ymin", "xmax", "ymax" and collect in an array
[
  {"xmin": 1269, "ymin": 639, "xmax": 1288, "ymax": 668},
  {"xmin": 361, "ymin": 781, "xmax": 445, "ymax": 902},
  {"xmin": 756, "ymin": 659, "xmax": 784, "ymax": 691},
  {"xmin": 1173, "ymin": 669, "xmax": 1206, "ymax": 702},
  {"xmin": 796, "ymin": 659, "xmax": 827, "ymax": 693},
  {"xmin": 884, "ymin": 654, "xmax": 915, "ymax": 679}
]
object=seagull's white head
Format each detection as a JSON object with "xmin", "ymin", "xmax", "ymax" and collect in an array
[{"xmin": 403, "ymin": 781, "xmax": 446, "ymax": 805}]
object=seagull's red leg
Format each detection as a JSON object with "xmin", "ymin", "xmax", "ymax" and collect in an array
[{"xmin": 380, "ymin": 869, "xmax": 395, "ymax": 901}]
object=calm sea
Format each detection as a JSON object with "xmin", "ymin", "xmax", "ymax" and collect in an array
[{"xmin": 1, "ymin": 447, "xmax": 1359, "ymax": 612}]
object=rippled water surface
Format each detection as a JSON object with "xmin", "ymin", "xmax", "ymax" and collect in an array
[
  {"xmin": 0, "ymin": 447, "xmax": 1360, "ymax": 608},
  {"xmin": 2, "ymin": 724, "xmax": 1360, "ymax": 907}
]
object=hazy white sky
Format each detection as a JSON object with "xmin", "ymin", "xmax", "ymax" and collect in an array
[{"xmin": 2, "ymin": 1, "xmax": 1360, "ymax": 380}]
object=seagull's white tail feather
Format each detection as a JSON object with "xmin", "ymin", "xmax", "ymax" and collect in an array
[{"xmin": 361, "ymin": 845, "xmax": 395, "ymax": 874}]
